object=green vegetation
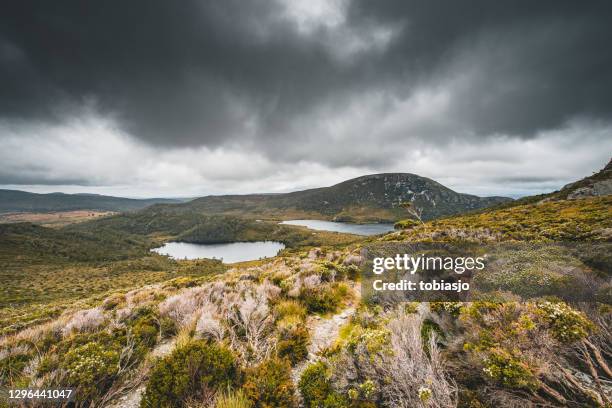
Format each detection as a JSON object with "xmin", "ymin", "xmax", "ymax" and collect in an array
[
  {"xmin": 392, "ymin": 196, "xmax": 611, "ymax": 242},
  {"xmin": 141, "ymin": 341, "xmax": 239, "ymax": 407},
  {"xmin": 299, "ymin": 361, "xmax": 346, "ymax": 408},
  {"xmin": 277, "ymin": 323, "xmax": 309, "ymax": 365},
  {"xmin": 242, "ymin": 358, "xmax": 296, "ymax": 408},
  {"xmin": 0, "ymin": 188, "xmax": 180, "ymax": 213},
  {"xmin": 0, "ymin": 222, "xmax": 225, "ymax": 335},
  {"xmin": 1, "ymin": 165, "xmax": 610, "ymax": 407},
  {"xmin": 300, "ymin": 282, "xmax": 349, "ymax": 314},
  {"xmin": 214, "ymin": 390, "xmax": 253, "ymax": 408}
]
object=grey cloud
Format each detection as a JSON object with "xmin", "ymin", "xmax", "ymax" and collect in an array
[{"xmin": 0, "ymin": 0, "xmax": 611, "ymax": 174}]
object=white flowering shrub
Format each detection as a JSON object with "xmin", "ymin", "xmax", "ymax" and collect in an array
[{"xmin": 62, "ymin": 308, "xmax": 106, "ymax": 336}]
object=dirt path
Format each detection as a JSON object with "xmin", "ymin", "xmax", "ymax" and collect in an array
[
  {"xmin": 105, "ymin": 339, "xmax": 176, "ymax": 408},
  {"xmin": 291, "ymin": 306, "xmax": 355, "ymax": 385}
]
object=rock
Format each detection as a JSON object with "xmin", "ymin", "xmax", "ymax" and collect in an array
[{"xmin": 567, "ymin": 179, "xmax": 612, "ymax": 199}]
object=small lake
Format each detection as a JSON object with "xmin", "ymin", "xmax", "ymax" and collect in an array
[
  {"xmin": 151, "ymin": 241, "xmax": 285, "ymax": 263},
  {"xmin": 281, "ymin": 219, "xmax": 395, "ymax": 236}
]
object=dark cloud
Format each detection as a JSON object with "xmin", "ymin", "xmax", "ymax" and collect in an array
[{"xmin": 0, "ymin": 0, "xmax": 611, "ymax": 165}]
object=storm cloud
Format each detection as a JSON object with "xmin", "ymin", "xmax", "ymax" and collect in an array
[{"xmin": 1, "ymin": 0, "xmax": 611, "ymax": 196}]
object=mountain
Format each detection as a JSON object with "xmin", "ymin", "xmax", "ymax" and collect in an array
[
  {"xmin": 0, "ymin": 189, "xmax": 183, "ymax": 213},
  {"xmin": 181, "ymin": 173, "xmax": 512, "ymax": 222}
]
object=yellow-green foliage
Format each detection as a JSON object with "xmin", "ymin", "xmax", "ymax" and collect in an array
[
  {"xmin": 141, "ymin": 341, "xmax": 239, "ymax": 408},
  {"xmin": 536, "ymin": 301, "xmax": 594, "ymax": 343},
  {"xmin": 277, "ymin": 324, "xmax": 309, "ymax": 366},
  {"xmin": 0, "ymin": 345, "xmax": 33, "ymax": 386},
  {"xmin": 344, "ymin": 326, "xmax": 390, "ymax": 354},
  {"xmin": 63, "ymin": 342, "xmax": 120, "ymax": 399},
  {"xmin": 430, "ymin": 302, "xmax": 463, "ymax": 317},
  {"xmin": 460, "ymin": 301, "xmax": 594, "ymax": 391},
  {"xmin": 0, "ymin": 255, "xmax": 224, "ymax": 336},
  {"xmin": 394, "ymin": 219, "xmax": 420, "ymax": 230},
  {"xmin": 299, "ymin": 361, "xmax": 348, "ymax": 408},
  {"xmin": 25, "ymin": 313, "xmax": 159, "ymax": 402},
  {"xmin": 300, "ymin": 283, "xmax": 350, "ymax": 314},
  {"xmin": 274, "ymin": 300, "xmax": 307, "ymax": 321},
  {"xmin": 242, "ymin": 358, "xmax": 296, "ymax": 408},
  {"xmin": 393, "ymin": 196, "xmax": 612, "ymax": 242},
  {"xmin": 470, "ymin": 244, "xmax": 601, "ymax": 300},
  {"xmin": 215, "ymin": 390, "xmax": 253, "ymax": 408},
  {"xmin": 481, "ymin": 347, "xmax": 537, "ymax": 390}
]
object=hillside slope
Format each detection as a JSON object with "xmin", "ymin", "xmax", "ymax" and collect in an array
[
  {"xmin": 391, "ymin": 159, "xmax": 612, "ymax": 242},
  {"xmin": 0, "ymin": 189, "xmax": 183, "ymax": 213},
  {"xmin": 182, "ymin": 173, "xmax": 512, "ymax": 222}
]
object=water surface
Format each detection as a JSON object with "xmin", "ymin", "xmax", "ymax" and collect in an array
[
  {"xmin": 151, "ymin": 241, "xmax": 285, "ymax": 263},
  {"xmin": 281, "ymin": 219, "xmax": 394, "ymax": 236}
]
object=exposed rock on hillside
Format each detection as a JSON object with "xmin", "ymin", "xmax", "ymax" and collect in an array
[
  {"xmin": 179, "ymin": 173, "xmax": 512, "ymax": 222},
  {"xmin": 563, "ymin": 158, "xmax": 612, "ymax": 199}
]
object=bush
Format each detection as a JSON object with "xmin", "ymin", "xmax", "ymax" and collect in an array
[
  {"xmin": 243, "ymin": 358, "xmax": 296, "ymax": 408},
  {"xmin": 298, "ymin": 361, "xmax": 333, "ymax": 408},
  {"xmin": 275, "ymin": 300, "xmax": 307, "ymax": 321},
  {"xmin": 394, "ymin": 219, "xmax": 420, "ymax": 230},
  {"xmin": 277, "ymin": 324, "xmax": 309, "ymax": 366},
  {"xmin": 536, "ymin": 301, "xmax": 594, "ymax": 343},
  {"xmin": 482, "ymin": 348, "xmax": 537, "ymax": 390},
  {"xmin": 0, "ymin": 346, "xmax": 33, "ymax": 385},
  {"xmin": 141, "ymin": 341, "xmax": 239, "ymax": 407},
  {"xmin": 300, "ymin": 283, "xmax": 348, "ymax": 314},
  {"xmin": 62, "ymin": 342, "xmax": 120, "ymax": 401}
]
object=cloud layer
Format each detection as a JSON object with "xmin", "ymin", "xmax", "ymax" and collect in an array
[{"xmin": 1, "ymin": 0, "xmax": 611, "ymax": 197}]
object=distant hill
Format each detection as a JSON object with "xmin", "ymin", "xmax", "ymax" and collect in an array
[
  {"xmin": 0, "ymin": 189, "xmax": 183, "ymax": 213},
  {"xmin": 182, "ymin": 173, "xmax": 512, "ymax": 222}
]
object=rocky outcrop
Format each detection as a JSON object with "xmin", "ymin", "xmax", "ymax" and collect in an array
[{"xmin": 562, "ymin": 158, "xmax": 612, "ymax": 199}]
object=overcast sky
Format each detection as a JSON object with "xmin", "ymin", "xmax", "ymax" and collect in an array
[{"xmin": 1, "ymin": 0, "xmax": 611, "ymax": 198}]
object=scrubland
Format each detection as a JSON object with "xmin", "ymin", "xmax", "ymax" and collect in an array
[{"xmin": 0, "ymin": 194, "xmax": 610, "ymax": 407}]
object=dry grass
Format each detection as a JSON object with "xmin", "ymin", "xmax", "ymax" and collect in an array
[{"xmin": 0, "ymin": 210, "xmax": 115, "ymax": 227}]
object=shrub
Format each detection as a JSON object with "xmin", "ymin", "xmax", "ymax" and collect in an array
[
  {"xmin": 102, "ymin": 293, "xmax": 126, "ymax": 310},
  {"xmin": 62, "ymin": 342, "xmax": 120, "ymax": 401},
  {"xmin": 141, "ymin": 341, "xmax": 239, "ymax": 407},
  {"xmin": 430, "ymin": 302, "xmax": 463, "ymax": 317},
  {"xmin": 394, "ymin": 219, "xmax": 420, "ymax": 230},
  {"xmin": 277, "ymin": 324, "xmax": 309, "ymax": 366},
  {"xmin": 132, "ymin": 316, "xmax": 159, "ymax": 348},
  {"xmin": 160, "ymin": 316, "xmax": 178, "ymax": 338},
  {"xmin": 300, "ymin": 283, "xmax": 348, "ymax": 314},
  {"xmin": 62, "ymin": 308, "xmax": 106, "ymax": 336},
  {"xmin": 0, "ymin": 345, "xmax": 33, "ymax": 385},
  {"xmin": 274, "ymin": 300, "xmax": 307, "ymax": 321},
  {"xmin": 298, "ymin": 361, "xmax": 333, "ymax": 408},
  {"xmin": 421, "ymin": 319, "xmax": 444, "ymax": 350},
  {"xmin": 243, "ymin": 358, "xmax": 296, "ymax": 408},
  {"xmin": 482, "ymin": 348, "xmax": 537, "ymax": 390},
  {"xmin": 125, "ymin": 307, "xmax": 161, "ymax": 348},
  {"xmin": 536, "ymin": 301, "xmax": 594, "ymax": 343}
]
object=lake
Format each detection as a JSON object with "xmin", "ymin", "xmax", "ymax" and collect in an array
[
  {"xmin": 151, "ymin": 241, "xmax": 285, "ymax": 263},
  {"xmin": 281, "ymin": 219, "xmax": 395, "ymax": 236}
]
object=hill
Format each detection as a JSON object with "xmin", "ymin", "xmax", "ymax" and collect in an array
[
  {"xmin": 1, "ymin": 161, "xmax": 610, "ymax": 407},
  {"xmin": 180, "ymin": 173, "xmax": 512, "ymax": 222},
  {"xmin": 0, "ymin": 189, "xmax": 183, "ymax": 213},
  {"xmin": 558, "ymin": 157, "xmax": 612, "ymax": 199}
]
